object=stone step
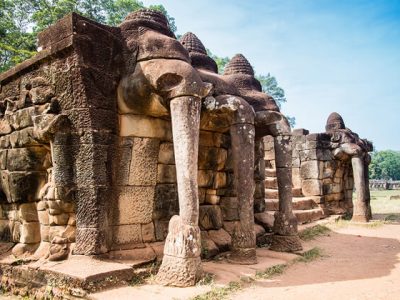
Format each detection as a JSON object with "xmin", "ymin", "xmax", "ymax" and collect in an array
[
  {"xmin": 292, "ymin": 188, "xmax": 303, "ymax": 197},
  {"xmin": 265, "ymin": 168, "xmax": 276, "ymax": 177},
  {"xmin": 292, "ymin": 197, "xmax": 319, "ymax": 210},
  {"xmin": 264, "ymin": 177, "xmax": 278, "ymax": 189},
  {"xmin": 265, "ymin": 189, "xmax": 279, "ymax": 199},
  {"xmin": 294, "ymin": 208, "xmax": 325, "ymax": 224},
  {"xmin": 265, "ymin": 198, "xmax": 279, "ymax": 211},
  {"xmin": 265, "ymin": 197, "xmax": 318, "ymax": 211}
]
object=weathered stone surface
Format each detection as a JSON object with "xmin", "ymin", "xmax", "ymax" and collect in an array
[
  {"xmin": 300, "ymin": 160, "xmax": 322, "ymax": 179},
  {"xmin": 158, "ymin": 142, "xmax": 175, "ymax": 164},
  {"xmin": 302, "ymin": 179, "xmax": 322, "ymax": 196},
  {"xmin": 254, "ymin": 212, "xmax": 275, "ymax": 230},
  {"xmin": 198, "ymin": 146, "xmax": 227, "ymax": 171},
  {"xmin": 208, "ymin": 228, "xmax": 231, "ymax": 252},
  {"xmin": 205, "ymin": 194, "xmax": 220, "ymax": 205},
  {"xmin": 153, "ymin": 184, "xmax": 179, "ymax": 220},
  {"xmin": 157, "ymin": 164, "xmax": 177, "ymax": 183},
  {"xmin": 141, "ymin": 222, "xmax": 155, "ymax": 242},
  {"xmin": 199, "ymin": 205, "xmax": 223, "ymax": 230},
  {"xmin": 129, "ymin": 138, "xmax": 159, "ymax": 185},
  {"xmin": 19, "ymin": 203, "xmax": 38, "ymax": 222},
  {"xmin": 197, "ymin": 170, "xmax": 214, "ymax": 188},
  {"xmin": 199, "ymin": 131, "xmax": 229, "ymax": 148},
  {"xmin": 20, "ymin": 222, "xmax": 41, "ymax": 244},
  {"xmin": 200, "ymin": 231, "xmax": 219, "ymax": 259},
  {"xmin": 115, "ymin": 186, "xmax": 155, "ymax": 225},
  {"xmin": 213, "ymin": 172, "xmax": 227, "ymax": 189},
  {"xmin": 269, "ymin": 234, "xmax": 302, "ymax": 252},
  {"xmin": 220, "ymin": 197, "xmax": 239, "ymax": 221},
  {"xmin": 112, "ymin": 224, "xmax": 142, "ymax": 245},
  {"xmin": 119, "ymin": 114, "xmax": 173, "ymax": 141}
]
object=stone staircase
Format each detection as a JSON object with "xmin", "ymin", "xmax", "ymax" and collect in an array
[{"xmin": 264, "ymin": 168, "xmax": 325, "ymax": 224}]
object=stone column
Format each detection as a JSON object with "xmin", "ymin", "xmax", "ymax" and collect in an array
[
  {"xmin": 228, "ymin": 123, "xmax": 257, "ymax": 264},
  {"xmin": 156, "ymin": 96, "xmax": 202, "ymax": 286},
  {"xmin": 270, "ymin": 134, "xmax": 302, "ymax": 252},
  {"xmin": 351, "ymin": 156, "xmax": 370, "ymax": 222}
]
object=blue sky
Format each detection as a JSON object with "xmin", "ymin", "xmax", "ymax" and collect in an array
[{"xmin": 143, "ymin": 0, "xmax": 400, "ymax": 150}]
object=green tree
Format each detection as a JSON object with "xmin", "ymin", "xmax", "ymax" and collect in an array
[
  {"xmin": 369, "ymin": 150, "xmax": 400, "ymax": 180},
  {"xmin": 0, "ymin": 0, "xmax": 176, "ymax": 72}
]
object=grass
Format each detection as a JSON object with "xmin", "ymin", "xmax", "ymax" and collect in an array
[
  {"xmin": 368, "ymin": 190, "xmax": 400, "ymax": 214},
  {"xmin": 197, "ymin": 273, "xmax": 215, "ymax": 286},
  {"xmin": 299, "ymin": 225, "xmax": 331, "ymax": 241},
  {"xmin": 295, "ymin": 247, "xmax": 324, "ymax": 263},
  {"xmin": 191, "ymin": 281, "xmax": 242, "ymax": 300},
  {"xmin": 255, "ymin": 264, "xmax": 288, "ymax": 279}
]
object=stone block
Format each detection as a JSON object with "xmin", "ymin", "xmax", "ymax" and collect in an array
[
  {"xmin": 72, "ymin": 143, "xmax": 111, "ymax": 186},
  {"xmin": 66, "ymin": 108, "xmax": 117, "ymax": 133},
  {"xmin": 6, "ymin": 146, "xmax": 49, "ymax": 172},
  {"xmin": 38, "ymin": 211, "xmax": 49, "ymax": 225},
  {"xmin": 300, "ymin": 160, "xmax": 322, "ymax": 179},
  {"xmin": 114, "ymin": 186, "xmax": 154, "ymax": 225},
  {"xmin": 198, "ymin": 146, "xmax": 227, "ymax": 171},
  {"xmin": 292, "ymin": 157, "xmax": 300, "ymax": 168},
  {"xmin": 76, "ymin": 187, "xmax": 110, "ymax": 228},
  {"xmin": 115, "ymin": 145, "xmax": 132, "ymax": 186},
  {"xmin": 208, "ymin": 228, "xmax": 231, "ymax": 252},
  {"xmin": 198, "ymin": 188, "xmax": 206, "ymax": 204},
  {"xmin": 75, "ymin": 227, "xmax": 108, "ymax": 255},
  {"xmin": 62, "ymin": 225, "xmax": 76, "ymax": 242},
  {"xmin": 40, "ymin": 225, "xmax": 50, "ymax": 242},
  {"xmin": 157, "ymin": 164, "xmax": 177, "ymax": 183},
  {"xmin": 220, "ymin": 197, "xmax": 239, "ymax": 221},
  {"xmin": 158, "ymin": 142, "xmax": 175, "ymax": 164},
  {"xmin": 129, "ymin": 138, "xmax": 159, "ymax": 186},
  {"xmin": 0, "ymin": 119, "xmax": 12, "ymax": 136},
  {"xmin": 0, "ymin": 150, "xmax": 7, "ymax": 170},
  {"xmin": 141, "ymin": 222, "xmax": 155, "ymax": 243},
  {"xmin": 254, "ymin": 224, "xmax": 266, "ymax": 237},
  {"xmin": 325, "ymin": 192, "xmax": 344, "ymax": 202},
  {"xmin": 119, "ymin": 114, "xmax": 172, "ymax": 141},
  {"xmin": 49, "ymin": 225, "xmax": 66, "ymax": 241},
  {"xmin": 302, "ymin": 179, "xmax": 322, "ymax": 196},
  {"xmin": 199, "ymin": 131, "xmax": 229, "ymax": 148},
  {"xmin": 49, "ymin": 213, "xmax": 69, "ymax": 225},
  {"xmin": 198, "ymin": 170, "xmax": 214, "ymax": 188},
  {"xmin": 254, "ymin": 212, "xmax": 274, "ymax": 230},
  {"xmin": 154, "ymin": 219, "xmax": 169, "ymax": 241},
  {"xmin": 19, "ymin": 203, "xmax": 38, "ymax": 222},
  {"xmin": 112, "ymin": 224, "xmax": 142, "ymax": 245},
  {"xmin": 199, "ymin": 205, "xmax": 223, "ymax": 230},
  {"xmin": 292, "ymin": 167, "xmax": 302, "ymax": 189},
  {"xmin": 205, "ymin": 194, "xmax": 220, "ymax": 205},
  {"xmin": 9, "ymin": 107, "xmax": 36, "ymax": 130},
  {"xmin": 213, "ymin": 172, "xmax": 227, "ymax": 189},
  {"xmin": 20, "ymin": 222, "xmax": 40, "ymax": 244},
  {"xmin": 153, "ymin": 184, "xmax": 178, "ymax": 220},
  {"xmin": 7, "ymin": 171, "xmax": 47, "ymax": 203},
  {"xmin": 254, "ymin": 182, "xmax": 265, "ymax": 199},
  {"xmin": 200, "ymin": 231, "xmax": 219, "ymax": 259},
  {"xmin": 0, "ymin": 135, "xmax": 10, "ymax": 149}
]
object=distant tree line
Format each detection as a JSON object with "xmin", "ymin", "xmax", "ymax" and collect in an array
[{"xmin": 369, "ymin": 150, "xmax": 400, "ymax": 180}]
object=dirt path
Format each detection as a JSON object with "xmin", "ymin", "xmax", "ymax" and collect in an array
[{"xmin": 232, "ymin": 223, "xmax": 400, "ymax": 300}]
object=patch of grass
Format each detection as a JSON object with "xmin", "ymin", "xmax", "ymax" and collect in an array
[
  {"xmin": 191, "ymin": 281, "xmax": 242, "ymax": 300},
  {"xmin": 299, "ymin": 225, "xmax": 331, "ymax": 241},
  {"xmin": 129, "ymin": 261, "xmax": 161, "ymax": 286},
  {"xmin": 332, "ymin": 218, "xmax": 385, "ymax": 229},
  {"xmin": 197, "ymin": 273, "xmax": 215, "ymax": 286},
  {"xmin": 295, "ymin": 247, "xmax": 324, "ymax": 263},
  {"xmin": 255, "ymin": 263, "xmax": 288, "ymax": 279}
]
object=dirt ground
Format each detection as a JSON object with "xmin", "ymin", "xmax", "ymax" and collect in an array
[{"xmin": 232, "ymin": 222, "xmax": 400, "ymax": 300}]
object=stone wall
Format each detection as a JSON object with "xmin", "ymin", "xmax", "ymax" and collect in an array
[
  {"xmin": 369, "ymin": 180, "xmax": 400, "ymax": 190},
  {"xmin": 263, "ymin": 129, "xmax": 355, "ymax": 218}
]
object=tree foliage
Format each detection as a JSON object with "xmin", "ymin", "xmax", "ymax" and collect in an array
[
  {"xmin": 0, "ymin": 0, "xmax": 176, "ymax": 72},
  {"xmin": 369, "ymin": 150, "xmax": 400, "ymax": 180}
]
